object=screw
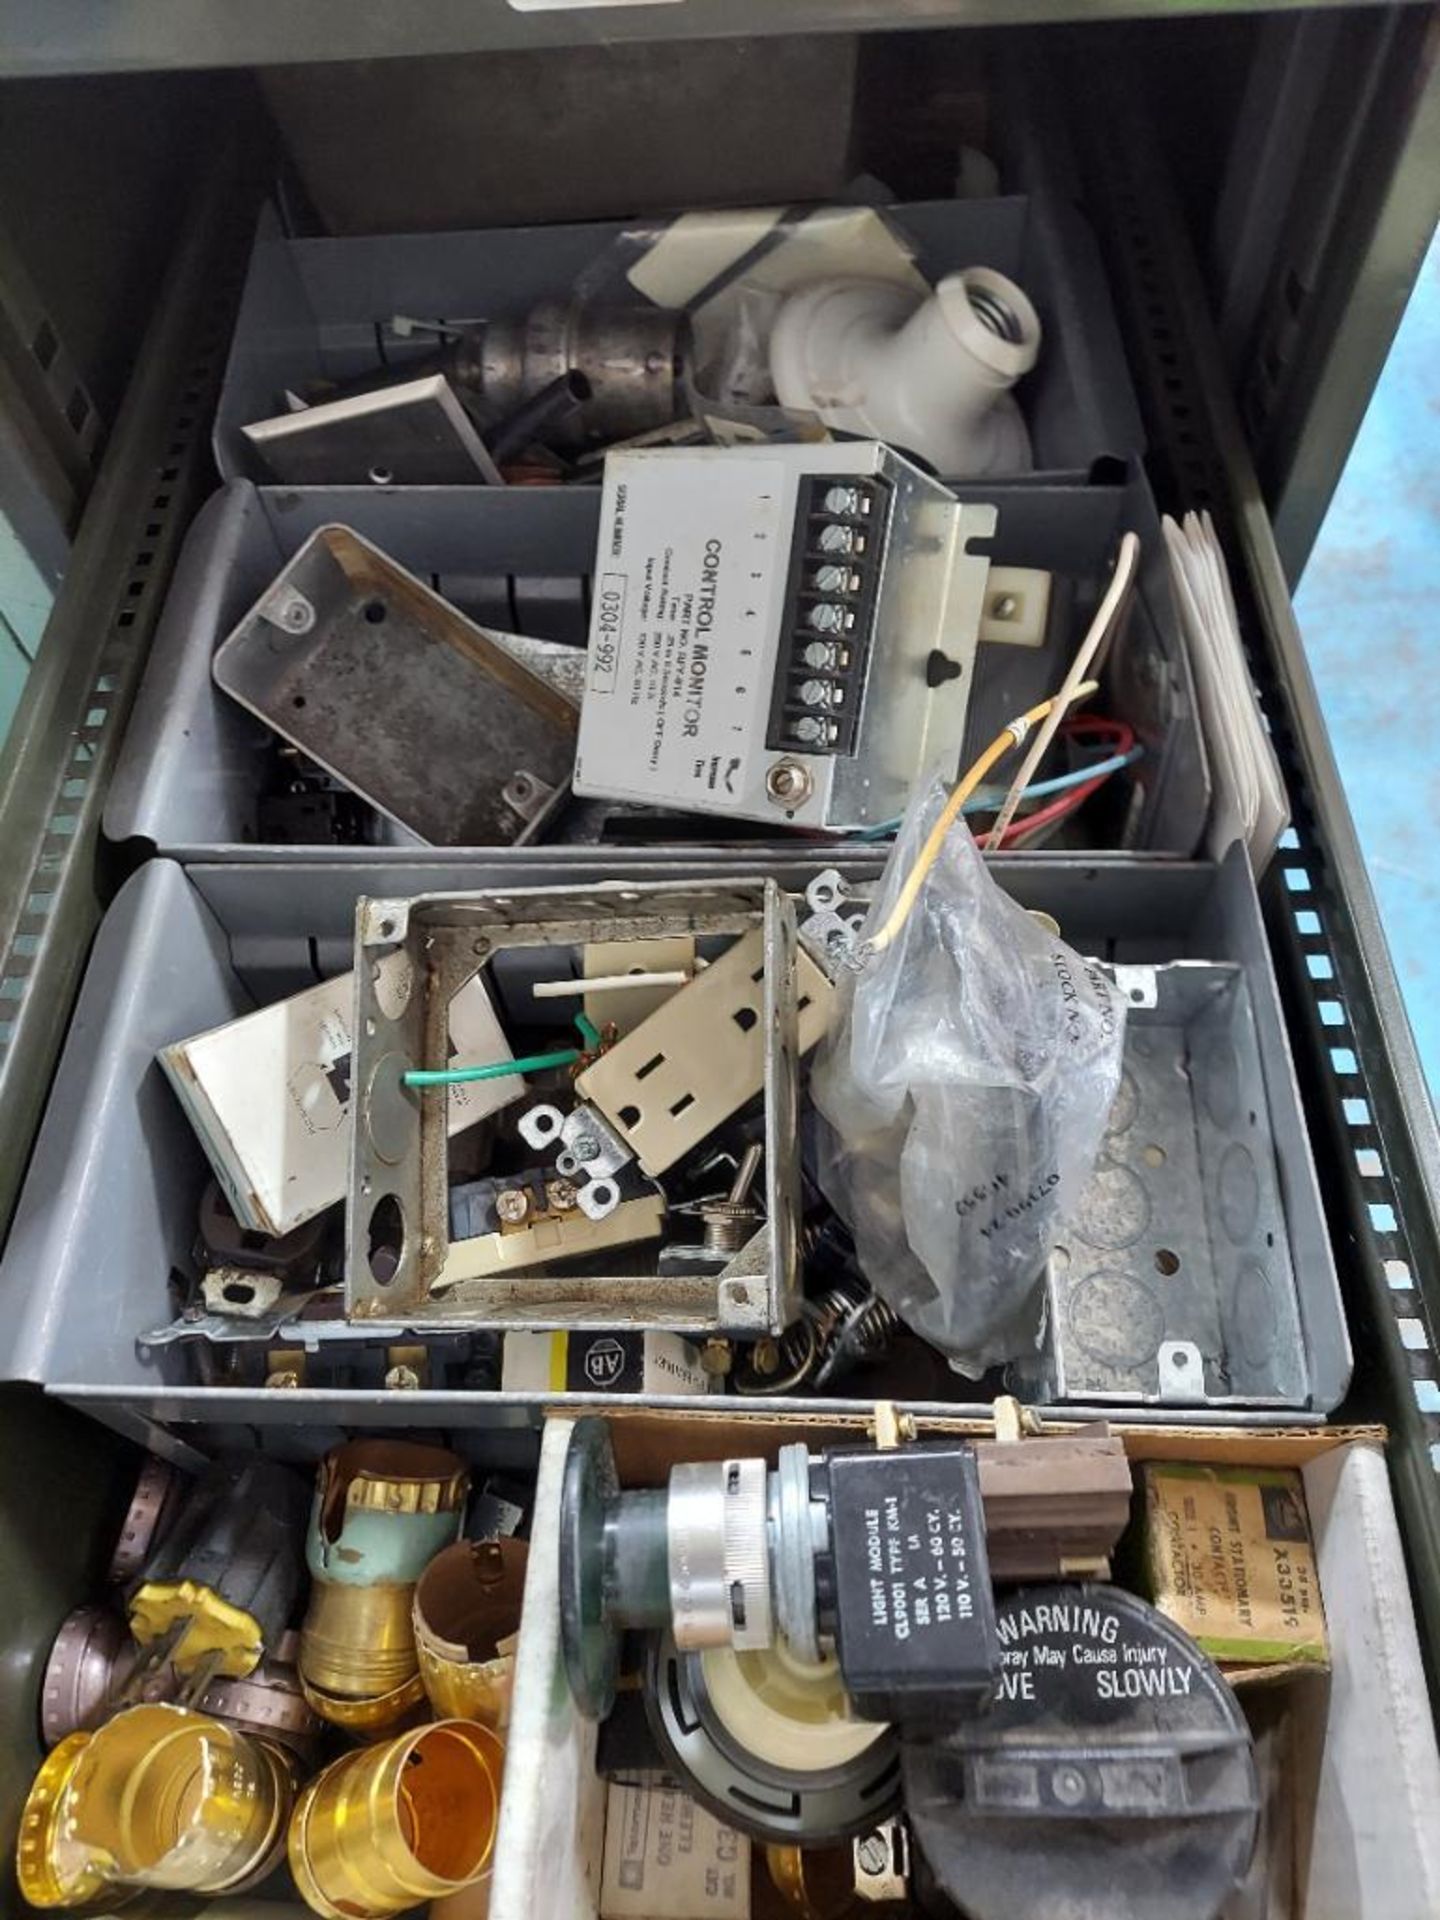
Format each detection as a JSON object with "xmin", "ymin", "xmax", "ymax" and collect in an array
[
  {"xmin": 1051, "ymin": 1764, "xmax": 1088, "ymax": 1807},
  {"xmin": 495, "ymin": 1188, "xmax": 531, "ymax": 1226},
  {"xmin": 572, "ymin": 1134, "xmax": 600, "ymax": 1165},
  {"xmin": 750, "ymin": 1337, "xmax": 781, "ymax": 1377},
  {"xmin": 798, "ymin": 678, "xmax": 830, "ymax": 708},
  {"xmin": 814, "ymin": 564, "xmax": 852, "ymax": 594},
  {"xmin": 855, "ymin": 1833, "xmax": 889, "ymax": 1877},
  {"xmin": 792, "ymin": 717, "xmax": 828, "ymax": 747},
  {"xmin": 546, "ymin": 1178, "xmax": 580, "ymax": 1212},
  {"xmin": 802, "ymin": 640, "xmax": 839, "ymax": 670},
  {"xmin": 385, "ymin": 1366, "xmax": 422, "ymax": 1391},
  {"xmin": 818, "ymin": 522, "xmax": 857, "ymax": 554},
  {"xmin": 766, "ymin": 760, "xmax": 814, "ymax": 805},
  {"xmin": 989, "ymin": 591, "xmax": 1019, "ymax": 620},
  {"xmin": 266, "ymin": 1369, "xmax": 301, "ymax": 1390},
  {"xmin": 807, "ymin": 601, "xmax": 845, "ymax": 633},
  {"xmin": 277, "ymin": 593, "xmax": 314, "ymax": 633},
  {"xmin": 700, "ymin": 1339, "xmax": 734, "ymax": 1378},
  {"xmin": 822, "ymin": 485, "xmax": 865, "ymax": 517}
]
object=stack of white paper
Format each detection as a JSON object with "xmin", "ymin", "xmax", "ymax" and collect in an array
[{"xmin": 1163, "ymin": 510, "xmax": 1289, "ymax": 870}]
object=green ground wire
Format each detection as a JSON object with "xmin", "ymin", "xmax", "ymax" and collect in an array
[{"xmin": 402, "ymin": 1007, "xmax": 601, "ymax": 1088}]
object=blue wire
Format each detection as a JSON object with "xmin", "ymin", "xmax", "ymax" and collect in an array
[{"xmin": 852, "ymin": 745, "xmax": 1144, "ymax": 841}]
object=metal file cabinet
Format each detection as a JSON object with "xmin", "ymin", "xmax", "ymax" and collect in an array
[{"xmin": 0, "ymin": 6, "xmax": 1436, "ymax": 1912}]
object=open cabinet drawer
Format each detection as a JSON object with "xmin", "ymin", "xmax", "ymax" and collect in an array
[
  {"xmin": 495, "ymin": 1408, "xmax": 1440, "ymax": 1920},
  {"xmin": 0, "ymin": 20, "xmax": 1438, "ymax": 1920},
  {"xmin": 11, "ymin": 1401, "xmax": 1440, "ymax": 1920}
]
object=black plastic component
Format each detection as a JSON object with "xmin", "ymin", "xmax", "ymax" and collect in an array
[
  {"xmin": 925, "ymin": 648, "xmax": 964, "ymax": 688},
  {"xmin": 818, "ymin": 1443, "xmax": 998, "ymax": 1724},
  {"xmin": 134, "ymin": 1461, "xmax": 309, "ymax": 1650},
  {"xmin": 486, "ymin": 370, "xmax": 592, "ymax": 464},
  {"xmin": 765, "ymin": 472, "xmax": 894, "ymax": 759},
  {"xmin": 644, "ymin": 1633, "xmax": 902, "ymax": 1845},
  {"xmin": 256, "ymin": 775, "xmax": 370, "ymax": 845},
  {"xmin": 902, "ymin": 1584, "xmax": 1259, "ymax": 1920},
  {"xmin": 196, "ymin": 1180, "xmax": 334, "ymax": 1284}
]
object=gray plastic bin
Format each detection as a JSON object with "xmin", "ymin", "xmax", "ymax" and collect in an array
[
  {"xmin": 216, "ymin": 195, "xmax": 1143, "ymax": 486},
  {"xmin": 0, "ymin": 847, "xmax": 1346, "ymax": 1449},
  {"xmin": 105, "ymin": 463, "xmax": 1208, "ymax": 860}
]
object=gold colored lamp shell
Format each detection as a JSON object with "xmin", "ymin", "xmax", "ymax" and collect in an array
[
  {"xmin": 62, "ymin": 1704, "xmax": 293, "ymax": 1896},
  {"xmin": 17, "ymin": 1734, "xmax": 113, "ymax": 1911},
  {"xmin": 413, "ymin": 1539, "xmax": 528, "ymax": 1727},
  {"xmin": 317, "ymin": 1440, "xmax": 470, "ymax": 1525},
  {"xmin": 766, "ymin": 1842, "xmax": 859, "ymax": 1919},
  {"xmin": 288, "ymin": 1719, "xmax": 504, "ymax": 1920},
  {"xmin": 297, "ymin": 1666, "xmax": 428, "ymax": 1736},
  {"xmin": 298, "ymin": 1575, "xmax": 428, "ymax": 1733}
]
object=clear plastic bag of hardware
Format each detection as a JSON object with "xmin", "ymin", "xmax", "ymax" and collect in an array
[{"xmin": 811, "ymin": 771, "xmax": 1126, "ymax": 1375}]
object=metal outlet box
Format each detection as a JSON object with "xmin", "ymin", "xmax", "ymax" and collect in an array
[
  {"xmin": 1016, "ymin": 960, "xmax": 1313, "ymax": 1409},
  {"xmin": 347, "ymin": 879, "xmax": 813, "ymax": 1334}
]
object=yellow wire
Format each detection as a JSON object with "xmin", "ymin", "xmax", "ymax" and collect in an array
[{"xmin": 864, "ymin": 679, "xmax": 1100, "ymax": 958}]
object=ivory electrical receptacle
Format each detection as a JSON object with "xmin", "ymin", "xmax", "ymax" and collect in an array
[{"xmin": 577, "ymin": 927, "xmax": 832, "ymax": 1175}]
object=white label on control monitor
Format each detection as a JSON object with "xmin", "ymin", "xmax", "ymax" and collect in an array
[{"xmin": 577, "ymin": 456, "xmax": 786, "ymax": 811}]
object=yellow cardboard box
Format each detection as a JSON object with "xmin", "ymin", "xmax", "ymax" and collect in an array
[{"xmin": 1140, "ymin": 1462, "xmax": 1328, "ymax": 1667}]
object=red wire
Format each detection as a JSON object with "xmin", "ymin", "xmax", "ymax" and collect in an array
[
  {"xmin": 1060, "ymin": 713, "xmax": 1136, "ymax": 750},
  {"xmin": 992, "ymin": 712, "xmax": 1137, "ymax": 850},
  {"xmin": 994, "ymin": 771, "xmax": 1110, "ymax": 849}
]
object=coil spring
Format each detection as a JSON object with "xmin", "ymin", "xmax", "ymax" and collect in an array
[
  {"xmin": 733, "ymin": 1278, "xmax": 898, "ymax": 1396},
  {"xmin": 811, "ymin": 1282, "xmax": 900, "ymax": 1388}
]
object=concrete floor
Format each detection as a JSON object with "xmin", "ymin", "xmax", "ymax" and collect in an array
[{"xmin": 1294, "ymin": 227, "xmax": 1440, "ymax": 1104}]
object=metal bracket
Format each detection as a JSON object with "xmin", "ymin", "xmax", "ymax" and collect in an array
[
  {"xmin": 200, "ymin": 1268, "xmax": 285, "ymax": 1320},
  {"xmin": 1158, "ymin": 1340, "xmax": 1206, "ymax": 1402}
]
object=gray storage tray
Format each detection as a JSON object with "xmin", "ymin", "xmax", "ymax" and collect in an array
[
  {"xmin": 216, "ymin": 196, "xmax": 1143, "ymax": 487},
  {"xmin": 0, "ymin": 846, "xmax": 1346, "ymax": 1450},
  {"xmin": 105, "ymin": 463, "xmax": 1208, "ymax": 860}
]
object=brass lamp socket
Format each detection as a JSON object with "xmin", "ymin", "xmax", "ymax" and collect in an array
[
  {"xmin": 299, "ymin": 1440, "xmax": 469, "ymax": 1727},
  {"xmin": 62, "ymin": 1704, "xmax": 293, "ymax": 1895},
  {"xmin": 288, "ymin": 1720, "xmax": 504, "ymax": 1920},
  {"xmin": 41, "ymin": 1609, "xmax": 133, "ymax": 1747},
  {"xmin": 413, "ymin": 1539, "xmax": 529, "ymax": 1727},
  {"xmin": 197, "ymin": 1635, "xmax": 327, "ymax": 1767},
  {"xmin": 17, "ymin": 1734, "xmax": 114, "ymax": 1910}
]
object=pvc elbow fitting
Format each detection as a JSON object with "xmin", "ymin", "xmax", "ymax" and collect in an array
[{"xmin": 769, "ymin": 266, "xmax": 1041, "ymax": 476}]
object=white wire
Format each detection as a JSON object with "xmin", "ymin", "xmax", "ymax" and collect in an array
[
  {"xmin": 983, "ymin": 530, "xmax": 1142, "ymax": 850},
  {"xmin": 532, "ymin": 972, "xmax": 691, "ymax": 999}
]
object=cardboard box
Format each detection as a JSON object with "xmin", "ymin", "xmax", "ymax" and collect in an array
[
  {"xmin": 1140, "ymin": 1462, "xmax": 1328, "ymax": 1667},
  {"xmin": 160, "ymin": 955, "xmax": 521, "ymax": 1236},
  {"xmin": 501, "ymin": 1330, "xmax": 715, "ymax": 1397},
  {"xmin": 599, "ymin": 1784, "xmax": 749, "ymax": 1920}
]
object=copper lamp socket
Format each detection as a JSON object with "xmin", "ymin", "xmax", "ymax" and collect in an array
[
  {"xmin": 288, "ymin": 1719, "xmax": 504, "ymax": 1920},
  {"xmin": 413, "ymin": 1539, "xmax": 529, "ymax": 1727}
]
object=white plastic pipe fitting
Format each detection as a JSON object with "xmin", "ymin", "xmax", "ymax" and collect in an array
[{"xmin": 769, "ymin": 266, "xmax": 1041, "ymax": 476}]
